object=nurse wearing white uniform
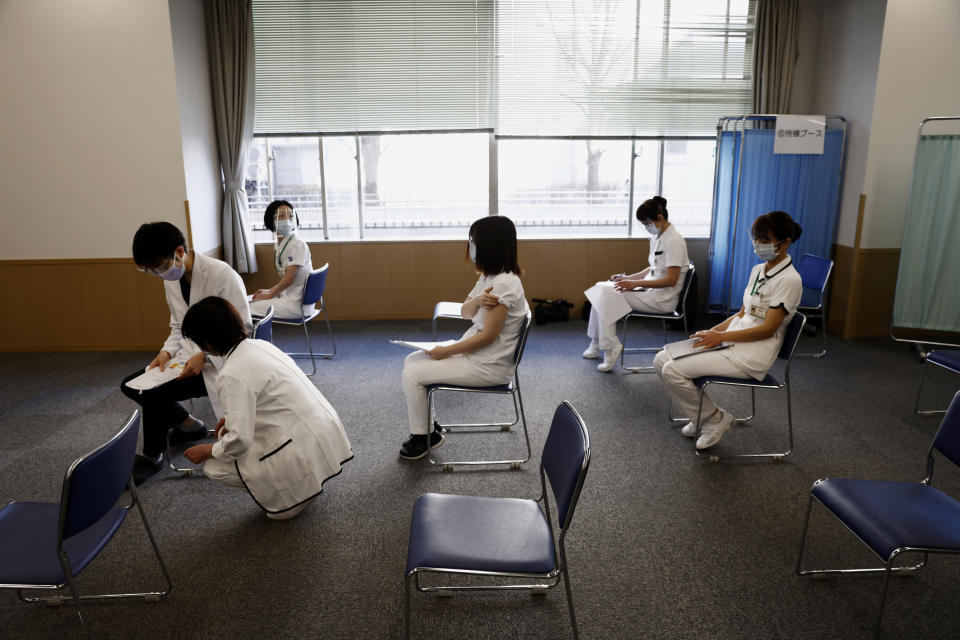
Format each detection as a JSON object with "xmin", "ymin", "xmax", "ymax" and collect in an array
[
  {"xmin": 653, "ymin": 210, "xmax": 803, "ymax": 450},
  {"xmin": 249, "ymin": 200, "xmax": 314, "ymax": 319},
  {"xmin": 398, "ymin": 215, "xmax": 531, "ymax": 461},
  {"xmin": 182, "ymin": 297, "xmax": 353, "ymax": 520},
  {"xmin": 584, "ymin": 196, "xmax": 690, "ymax": 371},
  {"xmin": 121, "ymin": 222, "xmax": 252, "ymax": 485}
]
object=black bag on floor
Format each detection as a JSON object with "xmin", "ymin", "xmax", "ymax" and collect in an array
[{"xmin": 532, "ymin": 298, "xmax": 574, "ymax": 325}]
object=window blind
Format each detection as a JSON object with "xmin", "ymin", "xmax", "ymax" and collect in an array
[
  {"xmin": 252, "ymin": 0, "xmax": 495, "ymax": 134},
  {"xmin": 495, "ymin": 0, "xmax": 755, "ymax": 137}
]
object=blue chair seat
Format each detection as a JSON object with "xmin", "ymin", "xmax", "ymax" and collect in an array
[
  {"xmin": 427, "ymin": 381, "xmax": 514, "ymax": 393},
  {"xmin": 694, "ymin": 373, "xmax": 779, "ymax": 389},
  {"xmin": 0, "ymin": 502, "xmax": 126, "ymax": 586},
  {"xmin": 407, "ymin": 493, "xmax": 556, "ymax": 575},
  {"xmin": 626, "ymin": 309, "xmax": 681, "ymax": 320},
  {"xmin": 272, "ymin": 308, "xmax": 321, "ymax": 325},
  {"xmin": 812, "ymin": 479, "xmax": 960, "ymax": 561},
  {"xmin": 928, "ymin": 350, "xmax": 960, "ymax": 374}
]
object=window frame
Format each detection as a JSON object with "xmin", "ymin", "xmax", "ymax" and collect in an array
[{"xmin": 246, "ymin": 131, "xmax": 717, "ymax": 241}]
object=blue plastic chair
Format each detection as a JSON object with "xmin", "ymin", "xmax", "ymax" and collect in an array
[
  {"xmin": 253, "ymin": 304, "xmax": 274, "ymax": 342},
  {"xmin": 795, "ymin": 253, "xmax": 834, "ymax": 358},
  {"xmin": 796, "ymin": 391, "xmax": 960, "ymax": 639},
  {"xmin": 405, "ymin": 401, "xmax": 591, "ymax": 639},
  {"xmin": 619, "ymin": 264, "xmax": 696, "ymax": 372},
  {"xmin": 0, "ymin": 411, "xmax": 172, "ymax": 637},
  {"xmin": 683, "ymin": 312, "xmax": 806, "ymax": 461},
  {"xmin": 914, "ymin": 349, "xmax": 960, "ymax": 416},
  {"xmin": 427, "ymin": 312, "xmax": 533, "ymax": 470},
  {"xmin": 260, "ymin": 263, "xmax": 336, "ymax": 376}
]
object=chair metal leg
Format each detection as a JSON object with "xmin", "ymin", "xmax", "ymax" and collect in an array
[
  {"xmin": 874, "ymin": 556, "xmax": 896, "ymax": 640},
  {"xmin": 559, "ymin": 544, "xmax": 580, "ymax": 640},
  {"xmin": 432, "ymin": 317, "xmax": 438, "ymax": 341},
  {"xmin": 404, "ymin": 572, "xmax": 413, "ymax": 640},
  {"xmin": 428, "ymin": 388, "xmax": 531, "ymax": 469},
  {"xmin": 796, "ymin": 312, "xmax": 827, "ymax": 359},
  {"xmin": 914, "ymin": 360, "xmax": 947, "ymax": 416},
  {"xmin": 59, "ymin": 555, "xmax": 90, "ymax": 638},
  {"xmin": 302, "ymin": 322, "xmax": 317, "ymax": 376},
  {"xmin": 695, "ymin": 383, "xmax": 790, "ymax": 461},
  {"xmin": 283, "ymin": 305, "xmax": 336, "ymax": 376},
  {"xmin": 618, "ymin": 315, "xmax": 659, "ymax": 373}
]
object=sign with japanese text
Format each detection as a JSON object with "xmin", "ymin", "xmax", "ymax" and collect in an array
[{"xmin": 773, "ymin": 115, "xmax": 826, "ymax": 154}]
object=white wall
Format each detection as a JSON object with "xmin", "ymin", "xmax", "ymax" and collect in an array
[
  {"xmin": 0, "ymin": 0, "xmax": 188, "ymax": 260},
  {"xmin": 809, "ymin": 0, "xmax": 886, "ymax": 248},
  {"xmin": 169, "ymin": 0, "xmax": 222, "ymax": 255},
  {"xmin": 860, "ymin": 0, "xmax": 960, "ymax": 248}
]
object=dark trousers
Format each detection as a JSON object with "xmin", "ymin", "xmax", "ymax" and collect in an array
[{"xmin": 121, "ymin": 369, "xmax": 208, "ymax": 457}]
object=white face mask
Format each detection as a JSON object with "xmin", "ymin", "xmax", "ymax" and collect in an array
[
  {"xmin": 753, "ymin": 240, "xmax": 778, "ymax": 261},
  {"xmin": 643, "ymin": 222, "xmax": 659, "ymax": 236},
  {"xmin": 468, "ymin": 239, "xmax": 477, "ymax": 263},
  {"xmin": 276, "ymin": 219, "xmax": 295, "ymax": 236}
]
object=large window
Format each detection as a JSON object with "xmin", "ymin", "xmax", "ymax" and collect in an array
[{"xmin": 248, "ymin": 0, "xmax": 753, "ymax": 239}]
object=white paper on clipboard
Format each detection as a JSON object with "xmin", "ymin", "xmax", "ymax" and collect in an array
[
  {"xmin": 124, "ymin": 356, "xmax": 190, "ymax": 390},
  {"xmin": 390, "ymin": 339, "xmax": 456, "ymax": 351},
  {"xmin": 584, "ymin": 281, "xmax": 632, "ymax": 326}
]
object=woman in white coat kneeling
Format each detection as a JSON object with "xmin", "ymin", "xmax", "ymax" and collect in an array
[{"xmin": 182, "ymin": 296, "xmax": 353, "ymax": 520}]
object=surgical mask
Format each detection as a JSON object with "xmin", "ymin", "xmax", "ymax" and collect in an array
[
  {"xmin": 158, "ymin": 253, "xmax": 185, "ymax": 281},
  {"xmin": 468, "ymin": 239, "xmax": 477, "ymax": 263},
  {"xmin": 753, "ymin": 240, "xmax": 778, "ymax": 261},
  {"xmin": 276, "ymin": 219, "xmax": 295, "ymax": 236},
  {"xmin": 643, "ymin": 223, "xmax": 659, "ymax": 236}
]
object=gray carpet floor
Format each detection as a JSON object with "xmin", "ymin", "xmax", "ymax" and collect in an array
[{"xmin": 1, "ymin": 318, "xmax": 960, "ymax": 639}]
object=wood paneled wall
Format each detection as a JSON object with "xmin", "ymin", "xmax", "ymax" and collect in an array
[
  {"xmin": 0, "ymin": 259, "xmax": 170, "ymax": 351},
  {"xmin": 827, "ymin": 244, "xmax": 900, "ymax": 339},
  {"xmin": 243, "ymin": 238, "xmax": 710, "ymax": 322}
]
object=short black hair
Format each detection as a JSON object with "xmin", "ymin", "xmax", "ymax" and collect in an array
[
  {"xmin": 132, "ymin": 222, "xmax": 186, "ymax": 268},
  {"xmin": 752, "ymin": 210, "xmax": 803, "ymax": 244},
  {"xmin": 468, "ymin": 215, "xmax": 522, "ymax": 276},
  {"xmin": 636, "ymin": 196, "xmax": 668, "ymax": 223},
  {"xmin": 263, "ymin": 200, "xmax": 298, "ymax": 233},
  {"xmin": 182, "ymin": 296, "xmax": 248, "ymax": 356}
]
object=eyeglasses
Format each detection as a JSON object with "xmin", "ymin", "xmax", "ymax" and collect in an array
[{"xmin": 136, "ymin": 253, "xmax": 178, "ymax": 277}]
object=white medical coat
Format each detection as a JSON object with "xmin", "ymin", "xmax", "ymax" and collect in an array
[
  {"xmin": 210, "ymin": 339, "xmax": 353, "ymax": 514},
  {"xmin": 160, "ymin": 253, "xmax": 253, "ymax": 417}
]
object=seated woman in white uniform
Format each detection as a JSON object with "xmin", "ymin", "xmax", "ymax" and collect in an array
[
  {"xmin": 653, "ymin": 210, "xmax": 803, "ymax": 450},
  {"xmin": 182, "ymin": 296, "xmax": 353, "ymax": 520},
  {"xmin": 584, "ymin": 196, "xmax": 690, "ymax": 371},
  {"xmin": 398, "ymin": 215, "xmax": 530, "ymax": 461},
  {"xmin": 249, "ymin": 200, "xmax": 314, "ymax": 320}
]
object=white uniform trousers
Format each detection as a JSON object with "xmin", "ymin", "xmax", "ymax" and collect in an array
[
  {"xmin": 203, "ymin": 457, "xmax": 316, "ymax": 520},
  {"xmin": 249, "ymin": 296, "xmax": 312, "ymax": 320},
  {"xmin": 586, "ymin": 291, "xmax": 673, "ymax": 351},
  {"xmin": 653, "ymin": 348, "xmax": 752, "ymax": 423},
  {"xmin": 402, "ymin": 350, "xmax": 502, "ymax": 434}
]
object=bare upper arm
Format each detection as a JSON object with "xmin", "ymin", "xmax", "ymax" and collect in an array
[{"xmin": 479, "ymin": 304, "xmax": 507, "ymax": 342}]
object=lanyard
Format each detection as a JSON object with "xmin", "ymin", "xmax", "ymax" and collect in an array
[
  {"xmin": 749, "ymin": 270, "xmax": 765, "ymax": 296},
  {"xmin": 275, "ymin": 235, "xmax": 294, "ymax": 272}
]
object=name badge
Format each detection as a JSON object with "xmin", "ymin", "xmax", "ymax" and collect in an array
[{"xmin": 749, "ymin": 304, "xmax": 768, "ymax": 320}]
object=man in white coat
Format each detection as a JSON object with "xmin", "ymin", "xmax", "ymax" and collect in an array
[
  {"xmin": 120, "ymin": 222, "xmax": 252, "ymax": 485},
  {"xmin": 181, "ymin": 297, "xmax": 353, "ymax": 519}
]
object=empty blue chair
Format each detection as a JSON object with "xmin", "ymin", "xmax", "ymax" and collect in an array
[
  {"xmin": 0, "ymin": 411, "xmax": 171, "ymax": 637},
  {"xmin": 427, "ymin": 312, "xmax": 532, "ymax": 470},
  {"xmin": 914, "ymin": 349, "xmax": 960, "ymax": 416},
  {"xmin": 261, "ymin": 263, "xmax": 336, "ymax": 376},
  {"xmin": 253, "ymin": 304, "xmax": 274, "ymax": 342},
  {"xmin": 431, "ymin": 301, "xmax": 469, "ymax": 340},
  {"xmin": 796, "ymin": 391, "xmax": 960, "ymax": 639},
  {"xmin": 619, "ymin": 263, "xmax": 696, "ymax": 372},
  {"xmin": 795, "ymin": 253, "xmax": 834, "ymax": 358},
  {"xmin": 404, "ymin": 401, "xmax": 591, "ymax": 639},
  {"xmin": 683, "ymin": 312, "xmax": 806, "ymax": 461}
]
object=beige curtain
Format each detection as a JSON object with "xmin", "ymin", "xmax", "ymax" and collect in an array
[
  {"xmin": 752, "ymin": 0, "xmax": 800, "ymax": 114},
  {"xmin": 204, "ymin": 0, "xmax": 258, "ymax": 273}
]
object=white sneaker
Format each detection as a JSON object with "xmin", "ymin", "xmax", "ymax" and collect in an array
[
  {"xmin": 696, "ymin": 410, "xmax": 735, "ymax": 450},
  {"xmin": 680, "ymin": 420, "xmax": 697, "ymax": 437},
  {"xmin": 596, "ymin": 343, "xmax": 623, "ymax": 372},
  {"xmin": 582, "ymin": 342, "xmax": 600, "ymax": 359}
]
